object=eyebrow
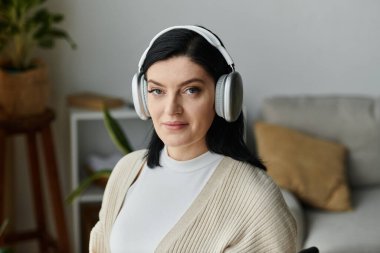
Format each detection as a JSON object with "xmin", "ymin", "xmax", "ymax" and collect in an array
[{"xmin": 147, "ymin": 78, "xmax": 206, "ymax": 87}]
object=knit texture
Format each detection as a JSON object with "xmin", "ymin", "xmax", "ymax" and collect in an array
[{"xmin": 89, "ymin": 150, "xmax": 297, "ymax": 253}]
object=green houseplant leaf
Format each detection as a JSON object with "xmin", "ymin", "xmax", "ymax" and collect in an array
[
  {"xmin": 0, "ymin": 219, "xmax": 8, "ymax": 237},
  {"xmin": 103, "ymin": 107, "xmax": 133, "ymax": 154},
  {"xmin": 0, "ymin": 247, "xmax": 13, "ymax": 253},
  {"xmin": 66, "ymin": 169, "xmax": 112, "ymax": 204},
  {"xmin": 67, "ymin": 107, "xmax": 134, "ymax": 203},
  {"xmin": 0, "ymin": 0, "xmax": 76, "ymax": 70},
  {"xmin": 0, "ymin": 219, "xmax": 12, "ymax": 253}
]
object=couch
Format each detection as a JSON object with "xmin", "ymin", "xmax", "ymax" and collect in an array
[{"xmin": 254, "ymin": 95, "xmax": 380, "ymax": 253}]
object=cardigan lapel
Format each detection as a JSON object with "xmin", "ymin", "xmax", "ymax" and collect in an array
[
  {"xmin": 155, "ymin": 156, "xmax": 233, "ymax": 252},
  {"xmin": 109, "ymin": 152, "xmax": 147, "ymax": 227}
]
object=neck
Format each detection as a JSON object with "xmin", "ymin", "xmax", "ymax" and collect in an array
[{"xmin": 166, "ymin": 145, "xmax": 208, "ymax": 161}]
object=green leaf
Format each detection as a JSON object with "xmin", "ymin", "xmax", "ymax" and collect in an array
[
  {"xmin": 49, "ymin": 28, "xmax": 68, "ymax": 37},
  {"xmin": 0, "ymin": 219, "xmax": 9, "ymax": 237},
  {"xmin": 23, "ymin": 0, "xmax": 44, "ymax": 11},
  {"xmin": 0, "ymin": 247, "xmax": 13, "ymax": 253},
  {"xmin": 38, "ymin": 37, "xmax": 54, "ymax": 48},
  {"xmin": 66, "ymin": 169, "xmax": 112, "ymax": 204},
  {"xmin": 103, "ymin": 107, "xmax": 133, "ymax": 154},
  {"xmin": 49, "ymin": 28, "xmax": 77, "ymax": 48},
  {"xmin": 32, "ymin": 8, "xmax": 50, "ymax": 23},
  {"xmin": 0, "ymin": 0, "xmax": 76, "ymax": 69},
  {"xmin": 51, "ymin": 13, "xmax": 64, "ymax": 23}
]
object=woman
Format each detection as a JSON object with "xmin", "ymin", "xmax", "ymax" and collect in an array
[{"xmin": 90, "ymin": 25, "xmax": 296, "ymax": 253}]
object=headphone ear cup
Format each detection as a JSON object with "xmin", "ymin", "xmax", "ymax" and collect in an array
[
  {"xmin": 215, "ymin": 74, "xmax": 228, "ymax": 119},
  {"xmin": 215, "ymin": 72, "xmax": 243, "ymax": 122},
  {"xmin": 132, "ymin": 72, "xmax": 150, "ymax": 120}
]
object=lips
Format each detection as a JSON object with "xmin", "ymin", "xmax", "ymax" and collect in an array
[{"xmin": 161, "ymin": 121, "xmax": 188, "ymax": 130}]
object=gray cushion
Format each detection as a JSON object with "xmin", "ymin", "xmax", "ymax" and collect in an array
[
  {"xmin": 303, "ymin": 186, "xmax": 380, "ymax": 253},
  {"xmin": 261, "ymin": 96, "xmax": 380, "ymax": 187}
]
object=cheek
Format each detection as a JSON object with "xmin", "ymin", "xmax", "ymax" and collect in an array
[
  {"xmin": 190, "ymin": 99, "xmax": 215, "ymax": 124},
  {"xmin": 203, "ymin": 97, "xmax": 216, "ymax": 128},
  {"xmin": 147, "ymin": 99, "xmax": 161, "ymax": 125},
  {"xmin": 202, "ymin": 92, "xmax": 216, "ymax": 115}
]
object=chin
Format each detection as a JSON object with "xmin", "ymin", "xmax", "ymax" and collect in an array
[
  {"xmin": 163, "ymin": 140, "xmax": 189, "ymax": 148},
  {"xmin": 159, "ymin": 132, "xmax": 189, "ymax": 145}
]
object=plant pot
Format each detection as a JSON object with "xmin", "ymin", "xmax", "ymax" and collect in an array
[{"xmin": 0, "ymin": 60, "xmax": 50, "ymax": 118}]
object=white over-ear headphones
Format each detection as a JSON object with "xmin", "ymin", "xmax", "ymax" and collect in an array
[{"xmin": 132, "ymin": 25, "xmax": 243, "ymax": 122}]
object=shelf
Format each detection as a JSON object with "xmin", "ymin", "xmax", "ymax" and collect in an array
[
  {"xmin": 70, "ymin": 106, "xmax": 138, "ymax": 120},
  {"xmin": 79, "ymin": 185, "xmax": 105, "ymax": 202},
  {"xmin": 70, "ymin": 106, "xmax": 151, "ymax": 253}
]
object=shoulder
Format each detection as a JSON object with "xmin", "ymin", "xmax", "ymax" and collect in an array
[
  {"xmin": 102, "ymin": 149, "xmax": 147, "ymax": 207},
  {"xmin": 221, "ymin": 158, "xmax": 297, "ymax": 252},
  {"xmin": 223, "ymin": 157, "xmax": 279, "ymax": 195},
  {"xmin": 107, "ymin": 149, "xmax": 147, "ymax": 183},
  {"xmin": 221, "ymin": 157, "xmax": 297, "ymax": 239},
  {"xmin": 116, "ymin": 149, "xmax": 147, "ymax": 166},
  {"xmin": 221, "ymin": 157, "xmax": 289, "ymax": 212}
]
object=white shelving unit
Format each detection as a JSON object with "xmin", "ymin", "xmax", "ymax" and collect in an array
[{"xmin": 70, "ymin": 107, "xmax": 151, "ymax": 253}]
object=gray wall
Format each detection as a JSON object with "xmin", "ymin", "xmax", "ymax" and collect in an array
[
  {"xmin": 46, "ymin": 0, "xmax": 380, "ymax": 111},
  {"xmin": 46, "ymin": 0, "xmax": 379, "ymax": 188},
  {"xmin": 14, "ymin": 0, "xmax": 380, "ymax": 251},
  {"xmin": 45, "ymin": 0, "xmax": 380, "ymax": 158}
]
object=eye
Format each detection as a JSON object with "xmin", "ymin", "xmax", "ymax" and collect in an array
[
  {"xmin": 184, "ymin": 87, "xmax": 201, "ymax": 95},
  {"xmin": 147, "ymin": 88, "xmax": 163, "ymax": 95}
]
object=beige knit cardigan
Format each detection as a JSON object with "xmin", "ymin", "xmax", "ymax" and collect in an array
[{"xmin": 89, "ymin": 150, "xmax": 297, "ymax": 253}]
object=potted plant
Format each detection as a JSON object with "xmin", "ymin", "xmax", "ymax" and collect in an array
[
  {"xmin": 66, "ymin": 107, "xmax": 133, "ymax": 203},
  {"xmin": 0, "ymin": 0, "xmax": 76, "ymax": 117}
]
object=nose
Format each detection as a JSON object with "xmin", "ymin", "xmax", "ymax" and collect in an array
[{"xmin": 165, "ymin": 93, "xmax": 183, "ymax": 115}]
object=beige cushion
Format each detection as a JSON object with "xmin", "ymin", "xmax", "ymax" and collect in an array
[
  {"xmin": 254, "ymin": 121, "xmax": 352, "ymax": 211},
  {"xmin": 261, "ymin": 96, "xmax": 380, "ymax": 188}
]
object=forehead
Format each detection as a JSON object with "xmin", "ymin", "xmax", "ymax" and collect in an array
[{"xmin": 146, "ymin": 56, "xmax": 213, "ymax": 84}]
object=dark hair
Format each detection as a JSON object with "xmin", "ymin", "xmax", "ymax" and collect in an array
[{"xmin": 141, "ymin": 27, "xmax": 266, "ymax": 170}]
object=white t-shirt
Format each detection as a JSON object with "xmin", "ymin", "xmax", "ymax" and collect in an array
[{"xmin": 109, "ymin": 148, "xmax": 223, "ymax": 253}]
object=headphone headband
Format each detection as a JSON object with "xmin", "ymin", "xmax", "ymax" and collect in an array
[
  {"xmin": 132, "ymin": 25, "xmax": 243, "ymax": 122},
  {"xmin": 138, "ymin": 25, "xmax": 235, "ymax": 71}
]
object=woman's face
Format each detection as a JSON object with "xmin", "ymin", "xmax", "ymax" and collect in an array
[{"xmin": 146, "ymin": 56, "xmax": 215, "ymax": 160}]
